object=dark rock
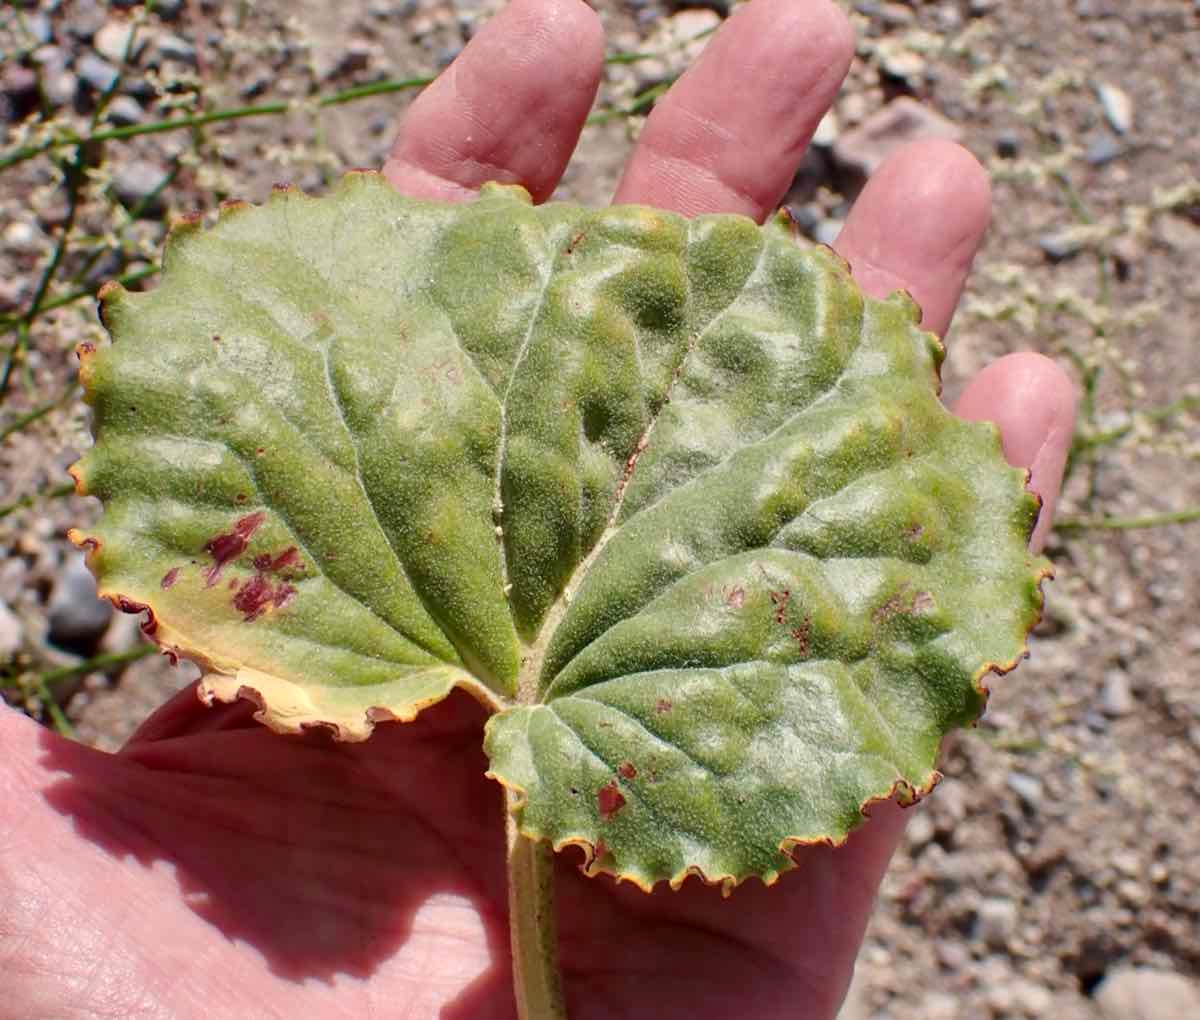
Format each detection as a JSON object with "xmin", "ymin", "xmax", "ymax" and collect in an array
[
  {"xmin": 1085, "ymin": 133, "xmax": 1124, "ymax": 166},
  {"xmin": 47, "ymin": 554, "xmax": 112, "ymax": 654},
  {"xmin": 154, "ymin": 34, "xmax": 197, "ymax": 65},
  {"xmin": 111, "ymin": 160, "xmax": 168, "ymax": 216},
  {"xmin": 103, "ymin": 94, "xmax": 142, "ymax": 126},
  {"xmin": 76, "ymin": 53, "xmax": 119, "ymax": 93},
  {"xmin": 1007, "ymin": 771, "xmax": 1044, "ymax": 811},
  {"xmin": 1039, "ymin": 228, "xmax": 1086, "ymax": 262},
  {"xmin": 1, "ymin": 64, "xmax": 39, "ymax": 123},
  {"xmin": 995, "ymin": 130, "xmax": 1021, "ymax": 159}
]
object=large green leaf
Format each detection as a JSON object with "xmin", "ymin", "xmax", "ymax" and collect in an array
[{"xmin": 72, "ymin": 173, "xmax": 1048, "ymax": 890}]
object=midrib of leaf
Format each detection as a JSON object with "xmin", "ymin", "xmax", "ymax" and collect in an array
[
  {"xmin": 513, "ymin": 232, "xmax": 772, "ymax": 707},
  {"xmin": 491, "ymin": 212, "xmax": 598, "ymax": 615}
]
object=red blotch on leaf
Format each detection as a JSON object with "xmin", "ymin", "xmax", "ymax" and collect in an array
[
  {"xmin": 597, "ymin": 781, "xmax": 626, "ymax": 821},
  {"xmin": 203, "ymin": 511, "xmax": 266, "ymax": 587},
  {"xmin": 232, "ymin": 574, "xmax": 297, "ymax": 622},
  {"xmin": 655, "ymin": 698, "xmax": 672, "ymax": 714},
  {"xmin": 160, "ymin": 567, "xmax": 179, "ymax": 589},
  {"xmin": 618, "ymin": 761, "xmax": 637, "ymax": 780}
]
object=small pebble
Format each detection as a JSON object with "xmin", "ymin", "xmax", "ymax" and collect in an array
[
  {"xmin": 76, "ymin": 52, "xmax": 119, "ymax": 93},
  {"xmin": 1099, "ymin": 669, "xmax": 1134, "ymax": 717},
  {"xmin": 814, "ymin": 218, "xmax": 843, "ymax": 248},
  {"xmin": 1007, "ymin": 771, "xmax": 1044, "ymax": 811},
  {"xmin": 111, "ymin": 159, "xmax": 168, "ymax": 215},
  {"xmin": 975, "ymin": 897, "xmax": 1018, "ymax": 948},
  {"xmin": 1085, "ymin": 132, "xmax": 1124, "ymax": 166},
  {"xmin": 155, "ymin": 33, "xmax": 198, "ymax": 65},
  {"xmin": 1039, "ymin": 228, "xmax": 1086, "ymax": 261},
  {"xmin": 47, "ymin": 554, "xmax": 112, "ymax": 653},
  {"xmin": 94, "ymin": 19, "xmax": 145, "ymax": 65},
  {"xmin": 995, "ymin": 130, "xmax": 1021, "ymax": 158},
  {"xmin": 1096, "ymin": 82, "xmax": 1133, "ymax": 134},
  {"xmin": 104, "ymin": 94, "xmax": 143, "ymax": 126},
  {"xmin": 0, "ymin": 601, "xmax": 22, "ymax": 660},
  {"xmin": 1095, "ymin": 967, "xmax": 1200, "ymax": 1020}
]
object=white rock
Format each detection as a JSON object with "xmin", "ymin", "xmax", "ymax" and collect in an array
[
  {"xmin": 905, "ymin": 809, "xmax": 936, "ymax": 849},
  {"xmin": 1095, "ymin": 968, "xmax": 1200, "ymax": 1020},
  {"xmin": 920, "ymin": 992, "xmax": 961, "ymax": 1020},
  {"xmin": 975, "ymin": 897, "xmax": 1018, "ymax": 948},
  {"xmin": 94, "ymin": 19, "xmax": 147, "ymax": 65},
  {"xmin": 1099, "ymin": 669, "xmax": 1134, "ymax": 716},
  {"xmin": 0, "ymin": 601, "xmax": 22, "ymax": 660},
  {"xmin": 812, "ymin": 109, "xmax": 839, "ymax": 148},
  {"xmin": 1097, "ymin": 82, "xmax": 1134, "ymax": 134},
  {"xmin": 3, "ymin": 220, "xmax": 42, "ymax": 254}
]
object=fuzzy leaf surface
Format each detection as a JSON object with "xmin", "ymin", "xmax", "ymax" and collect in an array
[{"xmin": 74, "ymin": 175, "xmax": 1047, "ymax": 886}]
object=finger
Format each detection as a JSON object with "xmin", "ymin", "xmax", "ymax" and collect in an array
[
  {"xmin": 955, "ymin": 351, "xmax": 1077, "ymax": 553},
  {"xmin": 613, "ymin": 0, "xmax": 854, "ymax": 220},
  {"xmin": 833, "ymin": 138, "xmax": 992, "ymax": 338},
  {"xmin": 382, "ymin": 0, "xmax": 604, "ymax": 203}
]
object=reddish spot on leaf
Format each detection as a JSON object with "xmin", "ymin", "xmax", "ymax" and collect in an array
[
  {"xmin": 904, "ymin": 523, "xmax": 924, "ymax": 541},
  {"xmin": 160, "ymin": 567, "xmax": 179, "ymax": 589},
  {"xmin": 770, "ymin": 589, "xmax": 791, "ymax": 624},
  {"xmin": 253, "ymin": 553, "xmax": 272, "ymax": 570},
  {"xmin": 232, "ymin": 574, "xmax": 297, "ymax": 622},
  {"xmin": 267, "ymin": 547, "xmax": 301, "ymax": 573},
  {"xmin": 791, "ymin": 613, "xmax": 812, "ymax": 657},
  {"xmin": 77, "ymin": 342, "xmax": 96, "ymax": 357},
  {"xmin": 655, "ymin": 698, "xmax": 672, "ymax": 714},
  {"xmin": 618, "ymin": 761, "xmax": 637, "ymax": 780},
  {"xmin": 203, "ymin": 511, "xmax": 266, "ymax": 587},
  {"xmin": 724, "ymin": 585, "xmax": 745, "ymax": 609},
  {"xmin": 598, "ymin": 781, "xmax": 626, "ymax": 821},
  {"xmin": 913, "ymin": 590, "xmax": 934, "ymax": 612}
]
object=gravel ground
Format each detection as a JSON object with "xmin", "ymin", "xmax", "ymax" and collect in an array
[{"xmin": 2, "ymin": 2, "xmax": 1198, "ymax": 1018}]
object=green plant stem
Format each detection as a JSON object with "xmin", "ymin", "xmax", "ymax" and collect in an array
[
  {"xmin": 32, "ymin": 673, "xmax": 77, "ymax": 739},
  {"xmin": 40, "ymin": 644, "xmax": 157, "ymax": 686},
  {"xmin": 0, "ymin": 33, "xmax": 711, "ymax": 172},
  {"xmin": 0, "ymin": 149, "xmax": 86, "ymax": 396},
  {"xmin": 0, "ymin": 265, "xmax": 156, "ymax": 337},
  {"xmin": 0, "ymin": 386, "xmax": 78, "ymax": 443},
  {"xmin": 506, "ymin": 789, "xmax": 567, "ymax": 1020},
  {"xmin": 0, "ymin": 77, "xmax": 440, "ymax": 171},
  {"xmin": 1056, "ymin": 507, "xmax": 1200, "ymax": 532}
]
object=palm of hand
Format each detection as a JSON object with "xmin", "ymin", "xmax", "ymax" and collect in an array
[
  {"xmin": 5, "ymin": 690, "xmax": 877, "ymax": 1018},
  {"xmin": 0, "ymin": 1, "xmax": 1075, "ymax": 1018}
]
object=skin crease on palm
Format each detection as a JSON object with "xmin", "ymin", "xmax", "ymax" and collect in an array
[{"xmin": 0, "ymin": 0, "xmax": 1078, "ymax": 1017}]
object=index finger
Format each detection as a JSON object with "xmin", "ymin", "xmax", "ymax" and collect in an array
[
  {"xmin": 383, "ymin": 0, "xmax": 604, "ymax": 203},
  {"xmin": 613, "ymin": 0, "xmax": 854, "ymax": 219}
]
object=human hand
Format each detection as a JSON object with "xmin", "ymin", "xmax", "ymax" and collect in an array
[{"xmin": 0, "ymin": 1, "xmax": 1076, "ymax": 1017}]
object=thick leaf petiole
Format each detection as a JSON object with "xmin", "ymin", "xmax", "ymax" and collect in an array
[{"xmin": 506, "ymin": 788, "xmax": 568, "ymax": 1020}]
